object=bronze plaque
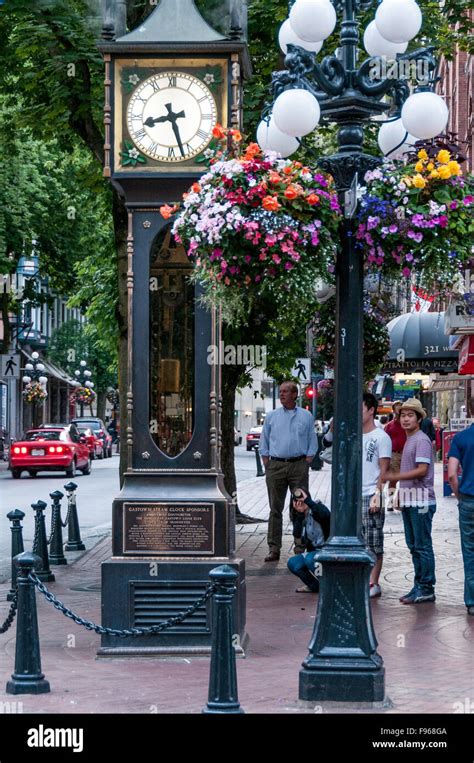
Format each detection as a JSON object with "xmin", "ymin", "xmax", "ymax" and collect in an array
[{"xmin": 123, "ymin": 502, "xmax": 214, "ymax": 555}]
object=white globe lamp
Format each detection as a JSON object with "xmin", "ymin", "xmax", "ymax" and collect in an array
[
  {"xmin": 278, "ymin": 19, "xmax": 323, "ymax": 55},
  {"xmin": 289, "ymin": 0, "xmax": 337, "ymax": 43},
  {"xmin": 401, "ymin": 91, "xmax": 449, "ymax": 139},
  {"xmin": 378, "ymin": 119, "xmax": 417, "ymax": 158},
  {"xmin": 363, "ymin": 21, "xmax": 408, "ymax": 58},
  {"xmin": 273, "ymin": 89, "xmax": 321, "ymax": 137},
  {"xmin": 375, "ymin": 0, "xmax": 422, "ymax": 44},
  {"xmin": 256, "ymin": 117, "xmax": 300, "ymax": 157}
]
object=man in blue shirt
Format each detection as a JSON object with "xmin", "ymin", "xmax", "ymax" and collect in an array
[
  {"xmin": 448, "ymin": 423, "xmax": 474, "ymax": 616},
  {"xmin": 259, "ymin": 381, "xmax": 317, "ymax": 561}
]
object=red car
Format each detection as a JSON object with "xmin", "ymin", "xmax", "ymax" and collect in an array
[
  {"xmin": 9, "ymin": 427, "xmax": 91, "ymax": 478},
  {"xmin": 74, "ymin": 423, "xmax": 105, "ymax": 460}
]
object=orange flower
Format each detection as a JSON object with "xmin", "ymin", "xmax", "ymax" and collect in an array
[
  {"xmin": 268, "ymin": 171, "xmax": 282, "ymax": 184},
  {"xmin": 212, "ymin": 123, "xmax": 226, "ymax": 140},
  {"xmin": 262, "ymin": 196, "xmax": 281, "ymax": 212},
  {"xmin": 307, "ymin": 193, "xmax": 320, "ymax": 205},
  {"xmin": 160, "ymin": 204, "xmax": 175, "ymax": 220},
  {"xmin": 285, "ymin": 184, "xmax": 299, "ymax": 200},
  {"xmin": 191, "ymin": 182, "xmax": 201, "ymax": 193},
  {"xmin": 230, "ymin": 129, "xmax": 242, "ymax": 142},
  {"xmin": 283, "ymin": 166, "xmax": 293, "ymax": 176}
]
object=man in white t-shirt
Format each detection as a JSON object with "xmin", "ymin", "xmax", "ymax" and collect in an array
[{"xmin": 362, "ymin": 392, "xmax": 392, "ymax": 598}]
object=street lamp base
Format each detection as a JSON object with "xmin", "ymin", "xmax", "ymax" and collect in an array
[{"xmin": 299, "ymin": 662, "xmax": 385, "ymax": 703}]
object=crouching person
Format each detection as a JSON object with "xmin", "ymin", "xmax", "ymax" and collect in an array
[{"xmin": 287, "ymin": 488, "xmax": 330, "ymax": 593}]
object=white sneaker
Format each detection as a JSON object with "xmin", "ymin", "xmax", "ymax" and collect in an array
[{"xmin": 369, "ymin": 584, "xmax": 382, "ymax": 598}]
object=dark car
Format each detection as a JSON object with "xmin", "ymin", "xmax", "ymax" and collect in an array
[
  {"xmin": 72, "ymin": 417, "xmax": 113, "ymax": 458},
  {"xmin": 246, "ymin": 425, "xmax": 263, "ymax": 451},
  {"xmin": 9, "ymin": 426, "xmax": 91, "ymax": 478}
]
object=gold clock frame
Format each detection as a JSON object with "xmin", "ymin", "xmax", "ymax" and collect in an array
[{"xmin": 113, "ymin": 57, "xmax": 229, "ymax": 174}]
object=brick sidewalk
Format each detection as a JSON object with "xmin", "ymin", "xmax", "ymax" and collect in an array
[{"xmin": 0, "ymin": 463, "xmax": 472, "ymax": 714}]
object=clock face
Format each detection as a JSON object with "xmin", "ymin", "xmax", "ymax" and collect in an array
[{"xmin": 126, "ymin": 71, "xmax": 218, "ymax": 163}]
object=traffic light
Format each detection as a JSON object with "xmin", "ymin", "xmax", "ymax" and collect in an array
[{"xmin": 302, "ymin": 385, "xmax": 315, "ymax": 410}]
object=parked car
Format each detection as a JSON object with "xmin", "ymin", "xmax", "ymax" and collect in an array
[
  {"xmin": 246, "ymin": 425, "xmax": 263, "ymax": 451},
  {"xmin": 73, "ymin": 423, "xmax": 105, "ymax": 460},
  {"xmin": 9, "ymin": 426, "xmax": 91, "ymax": 478},
  {"xmin": 234, "ymin": 428, "xmax": 242, "ymax": 446},
  {"xmin": 72, "ymin": 418, "xmax": 113, "ymax": 458}
]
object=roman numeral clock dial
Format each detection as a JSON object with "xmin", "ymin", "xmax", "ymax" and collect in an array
[{"xmin": 126, "ymin": 71, "xmax": 218, "ymax": 164}]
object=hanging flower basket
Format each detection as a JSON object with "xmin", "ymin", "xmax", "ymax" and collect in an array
[
  {"xmin": 23, "ymin": 382, "xmax": 48, "ymax": 405},
  {"xmin": 70, "ymin": 386, "xmax": 96, "ymax": 406},
  {"xmin": 171, "ymin": 127, "xmax": 341, "ymax": 312},
  {"xmin": 310, "ymin": 296, "xmax": 391, "ymax": 383},
  {"xmin": 356, "ymin": 148, "xmax": 474, "ymax": 295}
]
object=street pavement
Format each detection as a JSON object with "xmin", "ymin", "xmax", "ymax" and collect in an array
[{"xmin": 0, "ymin": 459, "xmax": 473, "ymax": 715}]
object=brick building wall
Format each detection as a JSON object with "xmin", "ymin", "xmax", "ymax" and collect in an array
[{"xmin": 437, "ymin": 11, "xmax": 474, "ymax": 172}]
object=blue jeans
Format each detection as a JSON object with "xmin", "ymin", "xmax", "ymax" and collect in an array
[
  {"xmin": 458, "ymin": 494, "xmax": 474, "ymax": 607},
  {"xmin": 401, "ymin": 504, "xmax": 436, "ymax": 595},
  {"xmin": 287, "ymin": 551, "xmax": 319, "ymax": 592}
]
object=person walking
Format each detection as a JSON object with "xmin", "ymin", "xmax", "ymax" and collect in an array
[
  {"xmin": 287, "ymin": 488, "xmax": 330, "ymax": 592},
  {"xmin": 383, "ymin": 398, "xmax": 437, "ymax": 604},
  {"xmin": 259, "ymin": 381, "xmax": 317, "ymax": 562},
  {"xmin": 361, "ymin": 393, "xmax": 392, "ymax": 598},
  {"xmin": 384, "ymin": 401, "xmax": 406, "ymax": 510},
  {"xmin": 447, "ymin": 424, "xmax": 474, "ymax": 615}
]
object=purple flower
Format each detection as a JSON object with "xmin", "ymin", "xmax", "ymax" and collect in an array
[
  {"xmin": 450, "ymin": 201, "xmax": 458, "ymax": 210},
  {"xmin": 438, "ymin": 215, "xmax": 448, "ymax": 228},
  {"xmin": 402, "ymin": 267, "xmax": 411, "ymax": 277},
  {"xmin": 411, "ymin": 213, "xmax": 424, "ymax": 226},
  {"xmin": 464, "ymin": 196, "xmax": 474, "ymax": 205},
  {"xmin": 389, "ymin": 224, "xmax": 398, "ymax": 233}
]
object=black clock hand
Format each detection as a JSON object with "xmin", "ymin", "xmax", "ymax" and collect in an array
[
  {"xmin": 144, "ymin": 115, "xmax": 168, "ymax": 127},
  {"xmin": 171, "ymin": 121, "xmax": 185, "ymax": 157}
]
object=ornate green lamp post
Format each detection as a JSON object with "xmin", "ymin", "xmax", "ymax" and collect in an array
[{"xmin": 261, "ymin": 0, "xmax": 448, "ymax": 702}]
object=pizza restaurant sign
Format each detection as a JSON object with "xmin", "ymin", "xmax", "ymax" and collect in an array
[{"xmin": 381, "ymin": 358, "xmax": 458, "ymax": 374}]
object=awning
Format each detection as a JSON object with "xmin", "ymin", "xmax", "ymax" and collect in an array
[{"xmin": 381, "ymin": 312, "xmax": 458, "ymax": 375}]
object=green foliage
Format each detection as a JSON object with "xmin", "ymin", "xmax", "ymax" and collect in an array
[{"xmin": 48, "ymin": 319, "xmax": 117, "ymax": 393}]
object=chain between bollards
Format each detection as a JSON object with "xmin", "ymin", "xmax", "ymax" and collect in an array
[{"xmin": 0, "ymin": 593, "xmax": 18, "ymax": 633}]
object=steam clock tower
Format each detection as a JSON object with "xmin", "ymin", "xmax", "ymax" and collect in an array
[{"xmin": 98, "ymin": 0, "xmax": 251, "ymax": 655}]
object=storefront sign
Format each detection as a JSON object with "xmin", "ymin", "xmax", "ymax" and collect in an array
[
  {"xmin": 458, "ymin": 335, "xmax": 474, "ymax": 375},
  {"xmin": 449, "ymin": 418, "xmax": 474, "ymax": 431},
  {"xmin": 381, "ymin": 358, "xmax": 458, "ymax": 374},
  {"xmin": 444, "ymin": 299, "xmax": 474, "ymax": 335}
]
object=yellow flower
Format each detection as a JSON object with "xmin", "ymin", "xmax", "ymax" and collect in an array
[
  {"xmin": 438, "ymin": 165, "xmax": 451, "ymax": 179},
  {"xmin": 448, "ymin": 160, "xmax": 462, "ymax": 176},
  {"xmin": 430, "ymin": 170, "xmax": 440, "ymax": 179},
  {"xmin": 427, "ymin": 162, "xmax": 434, "ymax": 171},
  {"xmin": 413, "ymin": 174, "xmax": 426, "ymax": 189},
  {"xmin": 437, "ymin": 149, "xmax": 451, "ymax": 164},
  {"xmin": 417, "ymin": 149, "xmax": 428, "ymax": 161},
  {"xmin": 415, "ymin": 162, "xmax": 425, "ymax": 172}
]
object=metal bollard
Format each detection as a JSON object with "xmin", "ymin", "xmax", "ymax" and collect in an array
[
  {"xmin": 31, "ymin": 501, "xmax": 55, "ymax": 582},
  {"xmin": 7, "ymin": 510, "xmax": 25, "ymax": 601},
  {"xmin": 255, "ymin": 446, "xmax": 265, "ymax": 477},
  {"xmin": 48, "ymin": 490, "xmax": 67, "ymax": 566},
  {"xmin": 6, "ymin": 551, "xmax": 50, "ymax": 695},
  {"xmin": 202, "ymin": 565, "xmax": 244, "ymax": 714},
  {"xmin": 64, "ymin": 481, "xmax": 85, "ymax": 552}
]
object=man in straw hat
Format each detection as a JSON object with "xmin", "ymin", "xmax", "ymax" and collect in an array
[{"xmin": 383, "ymin": 398, "xmax": 437, "ymax": 604}]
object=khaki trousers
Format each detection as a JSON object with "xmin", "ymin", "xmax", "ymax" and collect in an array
[{"xmin": 265, "ymin": 458, "xmax": 310, "ymax": 551}]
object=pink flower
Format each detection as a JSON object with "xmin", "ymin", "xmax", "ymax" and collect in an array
[
  {"xmin": 402, "ymin": 267, "xmax": 411, "ymax": 277},
  {"xmin": 463, "ymin": 196, "xmax": 474, "ymax": 205},
  {"xmin": 272, "ymin": 254, "xmax": 281, "ymax": 264},
  {"xmin": 284, "ymin": 262, "xmax": 294, "ymax": 270},
  {"xmin": 438, "ymin": 215, "xmax": 448, "ymax": 227}
]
